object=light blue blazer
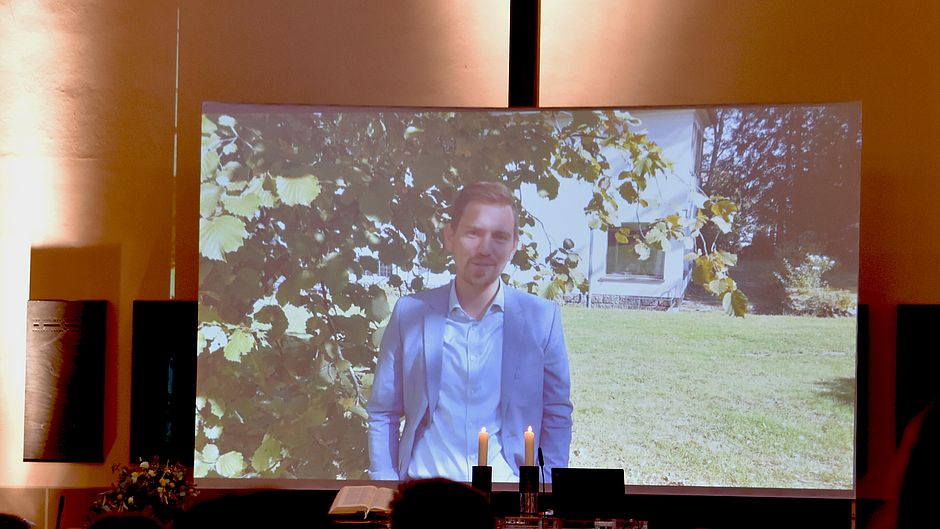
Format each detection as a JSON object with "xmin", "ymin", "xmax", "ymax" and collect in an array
[{"xmin": 366, "ymin": 284, "xmax": 573, "ymax": 481}]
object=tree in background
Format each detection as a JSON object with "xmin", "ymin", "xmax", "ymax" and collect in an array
[
  {"xmin": 195, "ymin": 109, "xmax": 743, "ymax": 479},
  {"xmin": 701, "ymin": 104, "xmax": 861, "ymax": 311}
]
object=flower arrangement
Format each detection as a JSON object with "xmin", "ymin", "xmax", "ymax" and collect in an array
[{"xmin": 88, "ymin": 458, "xmax": 199, "ymax": 525}]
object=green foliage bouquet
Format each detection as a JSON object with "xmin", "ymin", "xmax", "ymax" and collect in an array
[{"xmin": 88, "ymin": 458, "xmax": 199, "ymax": 525}]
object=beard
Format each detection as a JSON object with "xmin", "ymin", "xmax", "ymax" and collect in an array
[{"xmin": 460, "ymin": 258, "xmax": 501, "ymax": 286}]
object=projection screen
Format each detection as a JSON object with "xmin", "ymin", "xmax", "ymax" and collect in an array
[{"xmin": 196, "ymin": 102, "xmax": 860, "ymax": 496}]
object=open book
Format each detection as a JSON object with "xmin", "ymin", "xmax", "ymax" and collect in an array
[{"xmin": 328, "ymin": 485, "xmax": 395, "ymax": 519}]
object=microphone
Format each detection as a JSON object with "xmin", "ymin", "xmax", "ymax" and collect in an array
[
  {"xmin": 537, "ymin": 447, "xmax": 545, "ymax": 497},
  {"xmin": 55, "ymin": 494, "xmax": 65, "ymax": 529}
]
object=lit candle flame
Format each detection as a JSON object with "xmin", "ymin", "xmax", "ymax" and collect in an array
[
  {"xmin": 524, "ymin": 425, "xmax": 535, "ymax": 466},
  {"xmin": 480, "ymin": 426, "xmax": 487, "ymax": 434}
]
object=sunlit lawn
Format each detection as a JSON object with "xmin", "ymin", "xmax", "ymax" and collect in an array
[{"xmin": 562, "ymin": 306, "xmax": 856, "ymax": 490}]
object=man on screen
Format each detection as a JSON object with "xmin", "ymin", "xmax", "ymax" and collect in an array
[{"xmin": 367, "ymin": 181, "xmax": 573, "ymax": 482}]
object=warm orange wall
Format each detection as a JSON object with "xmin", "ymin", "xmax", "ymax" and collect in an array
[
  {"xmin": 0, "ymin": 1, "xmax": 177, "ymax": 492},
  {"xmin": 1, "ymin": 0, "xmax": 936, "ymax": 503}
]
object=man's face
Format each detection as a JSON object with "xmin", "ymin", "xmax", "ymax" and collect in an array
[{"xmin": 443, "ymin": 201, "xmax": 519, "ymax": 293}]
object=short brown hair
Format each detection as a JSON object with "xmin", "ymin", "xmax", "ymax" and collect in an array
[
  {"xmin": 450, "ymin": 181, "xmax": 518, "ymax": 231},
  {"xmin": 391, "ymin": 478, "xmax": 494, "ymax": 529}
]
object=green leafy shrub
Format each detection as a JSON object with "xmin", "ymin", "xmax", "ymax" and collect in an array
[{"xmin": 774, "ymin": 254, "xmax": 856, "ymax": 317}]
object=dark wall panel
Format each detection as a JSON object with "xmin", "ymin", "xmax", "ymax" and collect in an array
[
  {"xmin": 856, "ymin": 304, "xmax": 868, "ymax": 479},
  {"xmin": 896, "ymin": 304, "xmax": 940, "ymax": 443},
  {"xmin": 24, "ymin": 300, "xmax": 106, "ymax": 462},
  {"xmin": 130, "ymin": 300, "xmax": 197, "ymax": 465}
]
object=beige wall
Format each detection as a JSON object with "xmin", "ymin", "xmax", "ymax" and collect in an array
[
  {"xmin": 0, "ymin": 1, "xmax": 177, "ymax": 494},
  {"xmin": 0, "ymin": 0, "xmax": 937, "ymax": 511}
]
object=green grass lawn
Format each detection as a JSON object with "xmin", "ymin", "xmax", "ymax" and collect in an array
[{"xmin": 562, "ymin": 306, "xmax": 856, "ymax": 490}]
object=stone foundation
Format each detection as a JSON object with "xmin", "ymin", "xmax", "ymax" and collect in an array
[{"xmin": 562, "ymin": 293, "xmax": 681, "ymax": 310}]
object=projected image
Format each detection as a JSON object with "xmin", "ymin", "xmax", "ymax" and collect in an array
[{"xmin": 196, "ymin": 103, "xmax": 860, "ymax": 491}]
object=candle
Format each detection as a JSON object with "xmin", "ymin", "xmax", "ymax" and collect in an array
[
  {"xmin": 524, "ymin": 425, "xmax": 535, "ymax": 466},
  {"xmin": 478, "ymin": 427, "xmax": 489, "ymax": 466}
]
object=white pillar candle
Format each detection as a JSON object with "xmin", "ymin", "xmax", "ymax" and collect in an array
[
  {"xmin": 478, "ymin": 427, "xmax": 489, "ymax": 466},
  {"xmin": 524, "ymin": 425, "xmax": 535, "ymax": 466}
]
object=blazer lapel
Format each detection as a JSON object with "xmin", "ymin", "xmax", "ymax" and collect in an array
[{"xmin": 423, "ymin": 287, "xmax": 448, "ymax": 414}]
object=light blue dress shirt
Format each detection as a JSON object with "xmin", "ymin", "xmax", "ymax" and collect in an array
[{"xmin": 407, "ymin": 282, "xmax": 515, "ymax": 481}]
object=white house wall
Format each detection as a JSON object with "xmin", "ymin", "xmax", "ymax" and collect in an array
[{"xmin": 516, "ymin": 109, "xmax": 704, "ymax": 303}]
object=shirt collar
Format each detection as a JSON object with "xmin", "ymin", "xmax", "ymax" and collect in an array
[{"xmin": 448, "ymin": 280, "xmax": 505, "ymax": 317}]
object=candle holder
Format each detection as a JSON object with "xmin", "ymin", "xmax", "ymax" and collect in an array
[
  {"xmin": 471, "ymin": 465, "xmax": 492, "ymax": 499},
  {"xmin": 518, "ymin": 465, "xmax": 539, "ymax": 515}
]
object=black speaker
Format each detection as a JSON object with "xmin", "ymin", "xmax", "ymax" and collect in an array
[
  {"xmin": 24, "ymin": 299, "xmax": 106, "ymax": 462},
  {"xmin": 896, "ymin": 304, "xmax": 940, "ymax": 445},
  {"xmin": 130, "ymin": 300, "xmax": 197, "ymax": 465}
]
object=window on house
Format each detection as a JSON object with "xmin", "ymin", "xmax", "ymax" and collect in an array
[{"xmin": 606, "ymin": 223, "xmax": 665, "ymax": 280}]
